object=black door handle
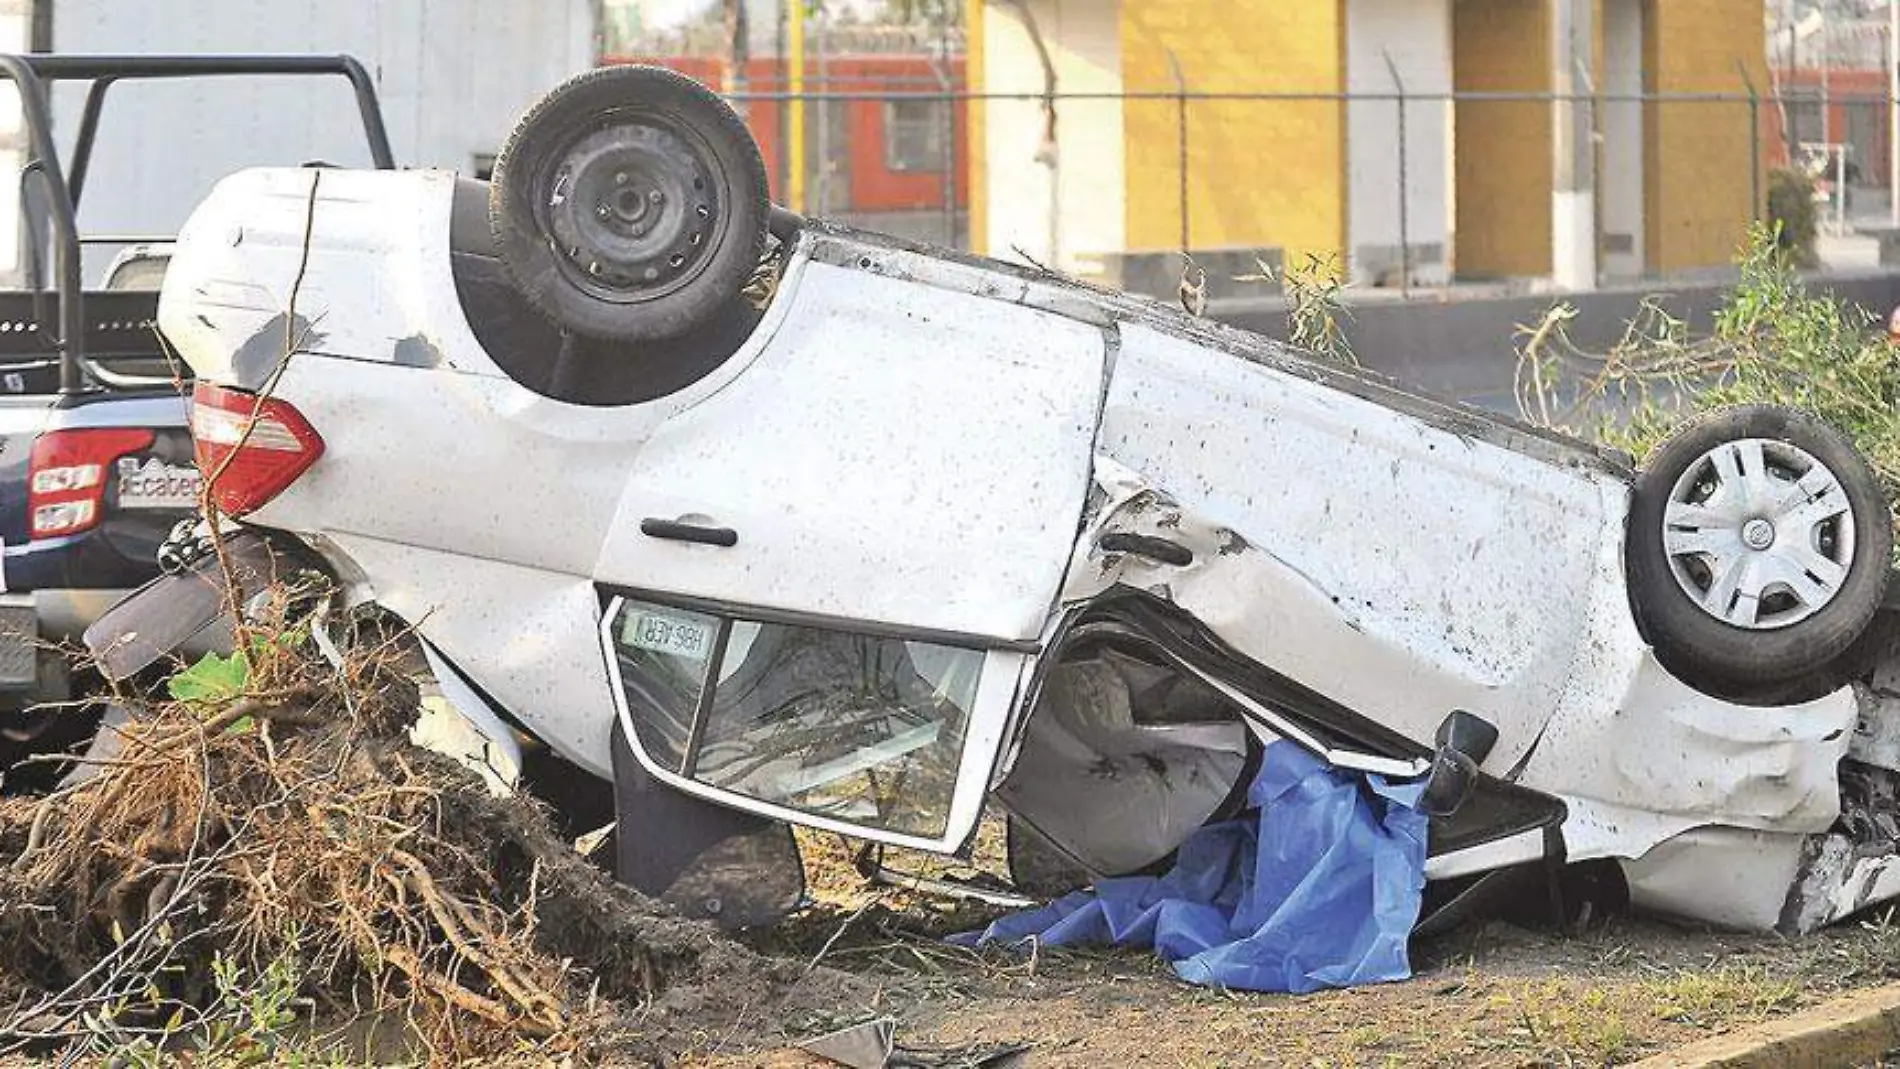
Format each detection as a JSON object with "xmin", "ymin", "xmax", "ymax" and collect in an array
[
  {"xmin": 1098, "ymin": 532, "xmax": 1193, "ymax": 567},
  {"xmin": 641, "ymin": 518, "xmax": 738, "ymax": 548}
]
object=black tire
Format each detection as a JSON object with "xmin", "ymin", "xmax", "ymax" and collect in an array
[
  {"xmin": 491, "ymin": 65, "xmax": 769, "ymax": 343},
  {"xmin": 1626, "ymin": 404, "xmax": 1891, "ymax": 699}
]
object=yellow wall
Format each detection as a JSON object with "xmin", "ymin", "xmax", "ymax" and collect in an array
[
  {"xmin": 1452, "ymin": 0, "xmax": 1552, "ymax": 279},
  {"xmin": 1119, "ymin": 0, "xmax": 1346, "ymax": 262},
  {"xmin": 963, "ymin": 0, "xmax": 1767, "ymax": 280},
  {"xmin": 1643, "ymin": 0, "xmax": 1766, "ymax": 273}
]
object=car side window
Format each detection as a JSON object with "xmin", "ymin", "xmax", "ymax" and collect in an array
[{"xmin": 608, "ymin": 598, "xmax": 983, "ymax": 837}]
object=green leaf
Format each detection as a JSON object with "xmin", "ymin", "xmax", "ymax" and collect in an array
[
  {"xmin": 168, "ymin": 649, "xmax": 250, "ymax": 705},
  {"xmin": 248, "ymin": 625, "xmax": 307, "ymax": 662}
]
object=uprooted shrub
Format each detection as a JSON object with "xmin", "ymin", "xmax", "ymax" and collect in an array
[
  {"xmin": 0, "ymin": 572, "xmax": 856, "ymax": 1064},
  {"xmin": 1515, "ymin": 223, "xmax": 1900, "ymax": 512}
]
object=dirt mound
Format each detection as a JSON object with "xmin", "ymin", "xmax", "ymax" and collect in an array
[{"xmin": 0, "ymin": 586, "xmax": 870, "ymax": 1064}]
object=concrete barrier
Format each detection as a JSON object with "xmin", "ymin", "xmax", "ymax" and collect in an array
[{"xmin": 1210, "ymin": 271, "xmax": 1900, "ymax": 411}]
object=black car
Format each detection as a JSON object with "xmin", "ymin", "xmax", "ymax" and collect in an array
[{"xmin": 0, "ymin": 54, "xmax": 396, "ymax": 779}]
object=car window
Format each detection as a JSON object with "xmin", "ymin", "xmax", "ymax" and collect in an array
[
  {"xmin": 609, "ymin": 598, "xmax": 983, "ymax": 837},
  {"xmin": 104, "ymin": 254, "xmax": 169, "ymax": 292}
]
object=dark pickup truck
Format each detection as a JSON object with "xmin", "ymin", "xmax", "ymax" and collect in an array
[{"xmin": 0, "ymin": 55, "xmax": 395, "ymax": 777}]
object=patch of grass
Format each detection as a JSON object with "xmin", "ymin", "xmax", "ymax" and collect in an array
[
  {"xmin": 1237, "ymin": 251, "xmax": 1359, "ymax": 367},
  {"xmin": 1343, "ymin": 1022, "xmax": 1386, "ymax": 1047},
  {"xmin": 1813, "ymin": 907, "xmax": 1900, "ymax": 988},
  {"xmin": 101, "ymin": 947, "xmax": 361, "ymax": 1069},
  {"xmin": 1641, "ymin": 966, "xmax": 1801, "ymax": 1027},
  {"xmin": 1493, "ymin": 979, "xmax": 1640, "ymax": 1064},
  {"xmin": 1477, "ymin": 966, "xmax": 1801, "ymax": 1065}
]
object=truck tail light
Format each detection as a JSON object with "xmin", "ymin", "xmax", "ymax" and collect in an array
[
  {"xmin": 190, "ymin": 383, "xmax": 324, "ymax": 516},
  {"xmin": 29, "ymin": 428, "xmax": 156, "ymax": 537}
]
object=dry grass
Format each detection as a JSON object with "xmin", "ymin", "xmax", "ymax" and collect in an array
[{"xmin": 700, "ymin": 859, "xmax": 1900, "ymax": 1069}]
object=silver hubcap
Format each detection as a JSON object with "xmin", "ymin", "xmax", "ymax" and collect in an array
[{"xmin": 1663, "ymin": 438, "xmax": 1855, "ymax": 630}]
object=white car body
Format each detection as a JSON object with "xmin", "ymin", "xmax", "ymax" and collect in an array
[{"xmin": 156, "ymin": 166, "xmax": 1900, "ymax": 932}]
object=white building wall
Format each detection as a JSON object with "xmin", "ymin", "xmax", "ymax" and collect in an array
[
  {"xmin": 1345, "ymin": 0, "xmax": 1452, "ymax": 288},
  {"xmin": 40, "ymin": 0, "xmax": 595, "ymax": 282},
  {"xmin": 0, "ymin": 0, "xmax": 28, "ymax": 277},
  {"xmin": 980, "ymin": 0, "xmax": 1123, "ymax": 273},
  {"xmin": 1601, "ymin": 0, "xmax": 1645, "ymax": 281}
]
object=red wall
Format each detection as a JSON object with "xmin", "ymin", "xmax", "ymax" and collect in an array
[
  {"xmin": 602, "ymin": 54, "xmax": 970, "ymax": 214},
  {"xmin": 1765, "ymin": 69, "xmax": 1891, "ymax": 182}
]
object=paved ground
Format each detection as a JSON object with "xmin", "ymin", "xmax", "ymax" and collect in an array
[{"xmin": 1207, "ymin": 259, "xmax": 1900, "ymax": 418}]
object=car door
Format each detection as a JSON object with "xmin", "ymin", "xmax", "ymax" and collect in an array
[{"xmin": 594, "ymin": 248, "xmax": 1108, "ymax": 853}]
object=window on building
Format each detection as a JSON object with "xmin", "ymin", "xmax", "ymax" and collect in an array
[
  {"xmin": 1784, "ymin": 94, "xmax": 1823, "ymax": 153},
  {"xmin": 884, "ymin": 99, "xmax": 950, "ymax": 173}
]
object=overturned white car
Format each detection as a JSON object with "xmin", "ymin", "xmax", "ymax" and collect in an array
[{"xmin": 96, "ymin": 66, "xmax": 1900, "ymax": 936}]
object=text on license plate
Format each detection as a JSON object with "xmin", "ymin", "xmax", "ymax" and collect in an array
[
  {"xmin": 117, "ymin": 457, "xmax": 203, "ymax": 510},
  {"xmin": 623, "ymin": 610, "xmax": 714, "ymax": 661}
]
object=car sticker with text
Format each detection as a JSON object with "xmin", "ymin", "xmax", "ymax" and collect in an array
[{"xmin": 117, "ymin": 456, "xmax": 202, "ymax": 509}]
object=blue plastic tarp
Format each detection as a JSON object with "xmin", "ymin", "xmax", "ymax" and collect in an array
[{"xmin": 950, "ymin": 740, "xmax": 1429, "ymax": 993}]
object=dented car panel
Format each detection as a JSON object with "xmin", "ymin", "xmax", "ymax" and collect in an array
[
  {"xmin": 148, "ymin": 165, "xmax": 1900, "ymax": 932},
  {"xmin": 591, "ymin": 258, "xmax": 1107, "ymax": 643}
]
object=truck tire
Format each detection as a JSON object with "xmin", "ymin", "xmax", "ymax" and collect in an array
[
  {"xmin": 490, "ymin": 65, "xmax": 769, "ymax": 343},
  {"xmin": 1626, "ymin": 404, "xmax": 1891, "ymax": 699}
]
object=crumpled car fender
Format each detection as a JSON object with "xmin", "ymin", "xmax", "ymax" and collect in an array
[{"xmin": 1061, "ymin": 456, "xmax": 1857, "ymax": 868}]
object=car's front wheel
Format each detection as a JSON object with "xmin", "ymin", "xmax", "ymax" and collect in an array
[{"xmin": 1625, "ymin": 404, "xmax": 1892, "ymax": 700}]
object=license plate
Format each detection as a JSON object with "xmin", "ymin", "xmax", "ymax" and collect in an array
[
  {"xmin": 623, "ymin": 610, "xmax": 714, "ymax": 661},
  {"xmin": 117, "ymin": 456, "xmax": 202, "ymax": 510}
]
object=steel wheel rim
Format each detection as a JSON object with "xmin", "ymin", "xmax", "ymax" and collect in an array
[
  {"xmin": 1662, "ymin": 437, "xmax": 1856, "ymax": 630},
  {"xmin": 535, "ymin": 110, "xmax": 723, "ymax": 305}
]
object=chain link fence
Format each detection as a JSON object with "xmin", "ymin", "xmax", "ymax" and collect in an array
[{"xmin": 683, "ymin": 80, "xmax": 1900, "ymax": 297}]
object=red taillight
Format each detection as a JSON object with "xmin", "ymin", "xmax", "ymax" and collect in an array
[
  {"xmin": 190, "ymin": 383, "xmax": 324, "ymax": 516},
  {"xmin": 29, "ymin": 427, "xmax": 156, "ymax": 537}
]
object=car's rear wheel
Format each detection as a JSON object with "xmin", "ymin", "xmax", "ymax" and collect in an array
[
  {"xmin": 490, "ymin": 65, "xmax": 769, "ymax": 343},
  {"xmin": 1626, "ymin": 404, "xmax": 1891, "ymax": 699}
]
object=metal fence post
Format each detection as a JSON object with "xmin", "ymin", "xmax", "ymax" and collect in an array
[
  {"xmin": 1890, "ymin": 0, "xmax": 1899, "ymax": 229},
  {"xmin": 786, "ymin": 0, "xmax": 806, "ymax": 215},
  {"xmin": 1588, "ymin": 86, "xmax": 1600, "ymax": 289},
  {"xmin": 1167, "ymin": 49, "xmax": 1190, "ymax": 255},
  {"xmin": 1738, "ymin": 61, "xmax": 1762, "ymax": 224},
  {"xmin": 923, "ymin": 25, "xmax": 958, "ymax": 248},
  {"xmin": 1838, "ymin": 138, "xmax": 1849, "ymax": 234},
  {"xmin": 1382, "ymin": 51, "xmax": 1410, "ymax": 298},
  {"xmin": 944, "ymin": 83, "xmax": 959, "ymax": 247},
  {"xmin": 942, "ymin": 1, "xmax": 957, "ymax": 247}
]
